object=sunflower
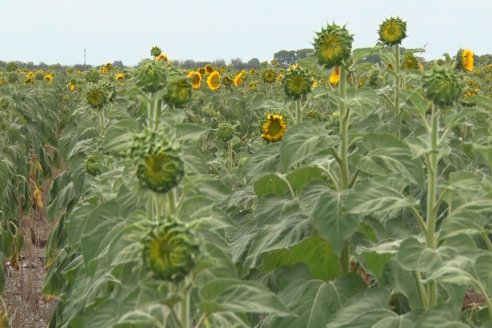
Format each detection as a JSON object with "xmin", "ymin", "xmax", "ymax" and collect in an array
[
  {"xmin": 44, "ymin": 73, "xmax": 53, "ymax": 84},
  {"xmin": 207, "ymin": 71, "xmax": 221, "ymax": 91},
  {"xmin": 163, "ymin": 77, "xmax": 192, "ymax": 107},
  {"xmin": 378, "ymin": 17, "xmax": 407, "ymax": 46},
  {"xmin": 151, "ymin": 46, "xmax": 162, "ymax": 57},
  {"xmin": 187, "ymin": 71, "xmax": 202, "ymax": 90},
  {"xmin": 114, "ymin": 72, "xmax": 125, "ymax": 81},
  {"xmin": 262, "ymin": 69, "xmax": 276, "ymax": 83},
  {"xmin": 222, "ymin": 75, "xmax": 233, "ymax": 87},
  {"xmin": 26, "ymin": 71, "xmax": 34, "ymax": 80},
  {"xmin": 248, "ymin": 81, "xmax": 257, "ymax": 90},
  {"xmin": 283, "ymin": 67, "xmax": 312, "ymax": 99},
  {"xmin": 205, "ymin": 64, "xmax": 214, "ymax": 74},
  {"xmin": 99, "ymin": 66, "xmax": 109, "ymax": 75},
  {"xmin": 67, "ymin": 83, "xmax": 76, "ymax": 91},
  {"xmin": 314, "ymin": 23, "xmax": 353, "ymax": 68},
  {"xmin": 156, "ymin": 53, "xmax": 169, "ymax": 62},
  {"xmin": 261, "ymin": 113, "xmax": 287, "ymax": 142},
  {"xmin": 233, "ymin": 71, "xmax": 245, "ymax": 87},
  {"xmin": 329, "ymin": 66, "xmax": 340, "ymax": 85},
  {"xmin": 459, "ymin": 49, "xmax": 474, "ymax": 72},
  {"xmin": 198, "ymin": 67, "xmax": 206, "ymax": 76},
  {"xmin": 66, "ymin": 68, "xmax": 72, "ymax": 75}
]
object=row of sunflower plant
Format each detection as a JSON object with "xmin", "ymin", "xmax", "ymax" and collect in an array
[{"xmin": 2, "ymin": 16, "xmax": 492, "ymax": 327}]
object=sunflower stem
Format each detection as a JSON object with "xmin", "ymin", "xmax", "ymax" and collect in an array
[
  {"xmin": 179, "ymin": 280, "xmax": 191, "ymax": 328},
  {"xmin": 296, "ymin": 99, "xmax": 303, "ymax": 124},
  {"xmin": 394, "ymin": 44, "xmax": 401, "ymax": 116},
  {"xmin": 425, "ymin": 105, "xmax": 439, "ymax": 250}
]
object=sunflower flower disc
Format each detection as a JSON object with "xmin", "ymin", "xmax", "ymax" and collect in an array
[
  {"xmin": 261, "ymin": 113, "xmax": 287, "ymax": 142},
  {"xmin": 378, "ymin": 17, "xmax": 407, "ymax": 46},
  {"xmin": 163, "ymin": 77, "xmax": 192, "ymax": 108},
  {"xmin": 85, "ymin": 83, "xmax": 108, "ymax": 109},
  {"xmin": 422, "ymin": 66, "xmax": 465, "ymax": 106},
  {"xmin": 142, "ymin": 219, "xmax": 199, "ymax": 282},
  {"xmin": 314, "ymin": 23, "xmax": 353, "ymax": 68},
  {"xmin": 262, "ymin": 69, "xmax": 276, "ymax": 83},
  {"xmin": 283, "ymin": 67, "xmax": 312, "ymax": 99}
]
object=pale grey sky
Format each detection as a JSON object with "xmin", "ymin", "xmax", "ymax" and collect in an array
[{"xmin": 1, "ymin": 0, "xmax": 490, "ymax": 66}]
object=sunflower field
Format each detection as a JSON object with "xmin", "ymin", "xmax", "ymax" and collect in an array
[{"xmin": 3, "ymin": 18, "xmax": 492, "ymax": 327}]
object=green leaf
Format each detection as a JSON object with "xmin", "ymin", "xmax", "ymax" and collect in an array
[
  {"xmin": 440, "ymin": 211, "xmax": 488, "ymax": 240},
  {"xmin": 344, "ymin": 87, "xmax": 379, "ymax": 120},
  {"xmin": 397, "ymin": 237, "xmax": 444, "ymax": 273},
  {"xmin": 414, "ymin": 305, "xmax": 467, "ymax": 327},
  {"xmin": 326, "ymin": 288, "xmax": 392, "ymax": 328},
  {"xmin": 474, "ymin": 253, "xmax": 492, "ymax": 296},
  {"xmin": 286, "ymin": 166, "xmax": 325, "ymax": 195},
  {"xmin": 310, "ymin": 189, "xmax": 359, "ymax": 255},
  {"xmin": 199, "ymin": 278, "xmax": 290, "ymax": 315},
  {"xmin": 0, "ymin": 159, "xmax": 8, "ymax": 195},
  {"xmin": 280, "ymin": 121, "xmax": 338, "ymax": 169},
  {"xmin": 101, "ymin": 118, "xmax": 138, "ymax": 154},
  {"xmin": 356, "ymin": 240, "xmax": 400, "ymax": 279},
  {"xmin": 175, "ymin": 123, "xmax": 208, "ymax": 141},
  {"xmin": 262, "ymin": 234, "xmax": 340, "ymax": 280},
  {"xmin": 464, "ymin": 95, "xmax": 492, "ymax": 111},
  {"xmin": 254, "ymin": 174, "xmax": 290, "ymax": 198},
  {"xmin": 243, "ymin": 143, "xmax": 281, "ymax": 179},
  {"xmin": 344, "ymin": 178, "xmax": 419, "ymax": 217}
]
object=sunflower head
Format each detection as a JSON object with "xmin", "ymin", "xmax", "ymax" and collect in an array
[
  {"xmin": 114, "ymin": 72, "xmax": 125, "ymax": 81},
  {"xmin": 205, "ymin": 64, "xmax": 214, "ymax": 74},
  {"xmin": 135, "ymin": 59, "xmax": 167, "ymax": 93},
  {"xmin": 261, "ymin": 113, "xmax": 287, "ymax": 142},
  {"xmin": 456, "ymin": 49, "xmax": 474, "ymax": 72},
  {"xmin": 402, "ymin": 52, "xmax": 419, "ymax": 70},
  {"xmin": 207, "ymin": 71, "xmax": 221, "ymax": 91},
  {"xmin": 85, "ymin": 153, "xmax": 104, "ymax": 176},
  {"xmin": 198, "ymin": 67, "xmax": 206, "ymax": 76},
  {"xmin": 283, "ymin": 66, "xmax": 313, "ymax": 99},
  {"xmin": 222, "ymin": 75, "xmax": 233, "ymax": 87},
  {"xmin": 422, "ymin": 65, "xmax": 465, "ymax": 106},
  {"xmin": 187, "ymin": 71, "xmax": 202, "ymax": 90},
  {"xmin": 262, "ymin": 69, "xmax": 276, "ymax": 83},
  {"xmin": 163, "ymin": 77, "xmax": 192, "ymax": 108},
  {"xmin": 150, "ymin": 46, "xmax": 162, "ymax": 57},
  {"xmin": 132, "ymin": 129, "xmax": 184, "ymax": 193},
  {"xmin": 378, "ymin": 17, "xmax": 407, "ymax": 46},
  {"xmin": 329, "ymin": 66, "xmax": 341, "ymax": 85},
  {"xmin": 44, "ymin": 73, "xmax": 53, "ymax": 84},
  {"xmin": 314, "ymin": 23, "xmax": 353, "ymax": 68},
  {"xmin": 85, "ymin": 83, "xmax": 109, "ymax": 109},
  {"xmin": 85, "ymin": 68, "xmax": 101, "ymax": 83},
  {"xmin": 233, "ymin": 71, "xmax": 245, "ymax": 87},
  {"xmin": 156, "ymin": 53, "xmax": 169, "ymax": 62},
  {"xmin": 67, "ymin": 82, "xmax": 76, "ymax": 91},
  {"xmin": 142, "ymin": 219, "xmax": 199, "ymax": 282},
  {"xmin": 217, "ymin": 122, "xmax": 236, "ymax": 142}
]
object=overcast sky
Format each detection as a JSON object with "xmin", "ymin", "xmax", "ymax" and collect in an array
[{"xmin": 1, "ymin": 0, "xmax": 490, "ymax": 66}]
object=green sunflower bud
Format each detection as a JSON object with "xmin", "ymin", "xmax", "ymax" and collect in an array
[
  {"xmin": 422, "ymin": 66, "xmax": 464, "ymax": 106},
  {"xmin": 151, "ymin": 46, "xmax": 162, "ymax": 57},
  {"xmin": 217, "ymin": 122, "xmax": 235, "ymax": 142},
  {"xmin": 0, "ymin": 96, "xmax": 11, "ymax": 110},
  {"xmin": 86, "ymin": 83, "xmax": 108, "ymax": 109},
  {"xmin": 135, "ymin": 59, "xmax": 167, "ymax": 93},
  {"xmin": 283, "ymin": 66, "xmax": 313, "ymax": 99},
  {"xmin": 163, "ymin": 77, "xmax": 192, "ymax": 108},
  {"xmin": 85, "ymin": 68, "xmax": 101, "ymax": 83},
  {"xmin": 142, "ymin": 219, "xmax": 199, "ymax": 282},
  {"xmin": 378, "ymin": 17, "xmax": 407, "ymax": 46},
  {"xmin": 314, "ymin": 23, "xmax": 353, "ymax": 68},
  {"xmin": 262, "ymin": 68, "xmax": 276, "ymax": 83},
  {"xmin": 85, "ymin": 153, "xmax": 104, "ymax": 176},
  {"xmin": 132, "ymin": 129, "xmax": 184, "ymax": 193},
  {"xmin": 402, "ymin": 52, "xmax": 419, "ymax": 70}
]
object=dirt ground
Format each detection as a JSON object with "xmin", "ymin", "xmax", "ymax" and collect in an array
[{"xmin": 4, "ymin": 209, "xmax": 56, "ymax": 328}]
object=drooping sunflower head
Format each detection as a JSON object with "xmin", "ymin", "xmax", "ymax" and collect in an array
[
  {"xmin": 207, "ymin": 71, "xmax": 221, "ymax": 91},
  {"xmin": 99, "ymin": 66, "xmax": 109, "ymax": 75},
  {"xmin": 329, "ymin": 66, "xmax": 340, "ymax": 85},
  {"xmin": 233, "ymin": 71, "xmax": 245, "ymax": 87},
  {"xmin": 44, "ymin": 73, "xmax": 53, "ymax": 84},
  {"xmin": 283, "ymin": 66, "xmax": 313, "ymax": 99},
  {"xmin": 314, "ymin": 23, "xmax": 353, "ymax": 68},
  {"xmin": 187, "ymin": 71, "xmax": 202, "ymax": 90},
  {"xmin": 261, "ymin": 113, "xmax": 287, "ymax": 142},
  {"xmin": 378, "ymin": 17, "xmax": 407, "ymax": 46},
  {"xmin": 156, "ymin": 53, "xmax": 169, "ymax": 62},
  {"xmin": 26, "ymin": 71, "xmax": 34, "ymax": 80},
  {"xmin": 135, "ymin": 59, "xmax": 167, "ymax": 93},
  {"xmin": 85, "ymin": 83, "xmax": 109, "ymax": 109},
  {"xmin": 132, "ymin": 129, "xmax": 185, "ymax": 193},
  {"xmin": 262, "ymin": 68, "xmax": 276, "ymax": 83},
  {"xmin": 114, "ymin": 72, "xmax": 125, "ymax": 81},
  {"xmin": 205, "ymin": 64, "xmax": 214, "ymax": 74},
  {"xmin": 142, "ymin": 219, "xmax": 199, "ymax": 282},
  {"xmin": 456, "ymin": 48, "xmax": 474, "ymax": 72},
  {"xmin": 163, "ymin": 77, "xmax": 192, "ymax": 108},
  {"xmin": 104, "ymin": 62, "xmax": 113, "ymax": 71},
  {"xmin": 422, "ymin": 65, "xmax": 465, "ymax": 106},
  {"xmin": 198, "ymin": 67, "xmax": 206, "ymax": 76},
  {"xmin": 217, "ymin": 122, "xmax": 236, "ymax": 142}
]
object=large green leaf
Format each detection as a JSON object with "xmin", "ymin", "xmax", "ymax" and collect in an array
[
  {"xmin": 174, "ymin": 123, "xmax": 208, "ymax": 141},
  {"xmin": 414, "ymin": 305, "xmax": 468, "ymax": 328},
  {"xmin": 243, "ymin": 143, "xmax": 281, "ymax": 179},
  {"xmin": 199, "ymin": 278, "xmax": 290, "ymax": 315},
  {"xmin": 254, "ymin": 174, "xmax": 290, "ymax": 198},
  {"xmin": 310, "ymin": 188, "xmax": 359, "ymax": 254},
  {"xmin": 356, "ymin": 240, "xmax": 400, "ymax": 279},
  {"xmin": 101, "ymin": 118, "xmax": 138, "ymax": 154},
  {"xmin": 280, "ymin": 121, "xmax": 338, "ymax": 169}
]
